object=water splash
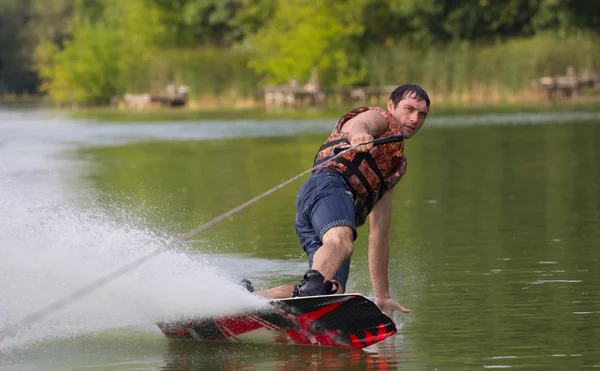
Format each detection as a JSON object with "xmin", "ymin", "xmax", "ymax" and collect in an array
[{"xmin": 0, "ymin": 183, "xmax": 266, "ymax": 351}]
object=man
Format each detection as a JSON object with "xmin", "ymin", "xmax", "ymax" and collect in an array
[{"xmin": 254, "ymin": 84, "xmax": 430, "ymax": 319}]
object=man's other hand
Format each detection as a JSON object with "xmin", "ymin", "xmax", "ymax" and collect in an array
[
  {"xmin": 348, "ymin": 133, "xmax": 374, "ymax": 152},
  {"xmin": 375, "ymin": 296, "xmax": 410, "ymax": 320}
]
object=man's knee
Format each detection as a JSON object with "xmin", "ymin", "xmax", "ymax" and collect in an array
[{"xmin": 322, "ymin": 226, "xmax": 355, "ymax": 256}]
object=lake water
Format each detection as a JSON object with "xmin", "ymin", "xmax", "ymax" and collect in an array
[{"xmin": 1, "ymin": 108, "xmax": 599, "ymax": 370}]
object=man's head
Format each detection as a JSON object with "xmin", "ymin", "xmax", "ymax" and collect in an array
[{"xmin": 386, "ymin": 84, "xmax": 430, "ymax": 139}]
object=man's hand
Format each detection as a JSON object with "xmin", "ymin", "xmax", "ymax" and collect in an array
[
  {"xmin": 348, "ymin": 133, "xmax": 374, "ymax": 152},
  {"xmin": 375, "ymin": 296, "xmax": 410, "ymax": 320}
]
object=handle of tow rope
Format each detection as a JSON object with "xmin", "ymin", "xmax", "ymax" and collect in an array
[{"xmin": 333, "ymin": 134, "xmax": 404, "ymax": 154}]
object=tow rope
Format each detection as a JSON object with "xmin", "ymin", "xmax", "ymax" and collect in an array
[{"xmin": 0, "ymin": 134, "xmax": 403, "ymax": 344}]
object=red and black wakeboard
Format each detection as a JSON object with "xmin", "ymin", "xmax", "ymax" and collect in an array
[{"xmin": 157, "ymin": 294, "xmax": 396, "ymax": 348}]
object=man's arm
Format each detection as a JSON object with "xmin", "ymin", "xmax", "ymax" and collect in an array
[
  {"xmin": 341, "ymin": 110, "xmax": 389, "ymax": 152},
  {"xmin": 368, "ymin": 190, "xmax": 411, "ymax": 318}
]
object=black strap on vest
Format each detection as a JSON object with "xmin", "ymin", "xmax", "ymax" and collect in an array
[
  {"xmin": 336, "ymin": 156, "xmax": 375, "ymax": 201},
  {"xmin": 314, "ymin": 133, "xmax": 404, "ymax": 202},
  {"xmin": 315, "ymin": 147, "xmax": 386, "ymax": 201},
  {"xmin": 313, "ymin": 138, "xmax": 349, "ymax": 165}
]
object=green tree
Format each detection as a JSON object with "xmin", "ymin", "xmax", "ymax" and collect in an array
[
  {"xmin": 182, "ymin": 0, "xmax": 243, "ymax": 46},
  {"xmin": 0, "ymin": 0, "xmax": 99, "ymax": 94},
  {"xmin": 150, "ymin": 0, "xmax": 247, "ymax": 47},
  {"xmin": 0, "ymin": 0, "xmax": 35, "ymax": 93},
  {"xmin": 388, "ymin": 0, "xmax": 544, "ymax": 45},
  {"xmin": 36, "ymin": 0, "xmax": 165, "ymax": 104},
  {"xmin": 566, "ymin": 0, "xmax": 600, "ymax": 29},
  {"xmin": 359, "ymin": 0, "xmax": 407, "ymax": 46},
  {"xmin": 533, "ymin": 0, "xmax": 600, "ymax": 32},
  {"xmin": 6, "ymin": 0, "xmax": 600, "ymax": 98},
  {"xmin": 248, "ymin": 0, "xmax": 366, "ymax": 87},
  {"xmin": 234, "ymin": 0, "xmax": 279, "ymax": 40}
]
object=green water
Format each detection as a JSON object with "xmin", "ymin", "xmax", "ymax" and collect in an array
[
  {"xmin": 79, "ymin": 117, "xmax": 600, "ymax": 369},
  {"xmin": 3, "ymin": 113, "xmax": 599, "ymax": 370}
]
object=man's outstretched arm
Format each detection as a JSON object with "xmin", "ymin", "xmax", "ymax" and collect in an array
[
  {"xmin": 368, "ymin": 190, "xmax": 410, "ymax": 319},
  {"xmin": 341, "ymin": 110, "xmax": 389, "ymax": 152}
]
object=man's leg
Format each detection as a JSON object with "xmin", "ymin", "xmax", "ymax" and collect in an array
[
  {"xmin": 293, "ymin": 171, "xmax": 356, "ymax": 297},
  {"xmin": 254, "ymin": 170, "xmax": 355, "ymax": 298},
  {"xmin": 253, "ymin": 226, "xmax": 353, "ymax": 299},
  {"xmin": 254, "ymin": 285, "xmax": 294, "ymax": 299},
  {"xmin": 310, "ymin": 226, "xmax": 354, "ymax": 283}
]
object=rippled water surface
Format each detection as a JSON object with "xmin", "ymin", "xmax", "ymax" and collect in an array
[{"xmin": 1, "ymin": 109, "xmax": 599, "ymax": 370}]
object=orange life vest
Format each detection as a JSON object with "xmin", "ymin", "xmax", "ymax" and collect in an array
[{"xmin": 313, "ymin": 106, "xmax": 406, "ymax": 226}]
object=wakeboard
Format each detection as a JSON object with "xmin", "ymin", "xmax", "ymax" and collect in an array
[{"xmin": 157, "ymin": 294, "xmax": 396, "ymax": 348}]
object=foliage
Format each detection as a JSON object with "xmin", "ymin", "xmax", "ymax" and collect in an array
[
  {"xmin": 34, "ymin": 0, "xmax": 164, "ymax": 104},
  {"xmin": 0, "ymin": 0, "xmax": 51, "ymax": 93},
  {"xmin": 1, "ymin": 0, "xmax": 599, "ymax": 101},
  {"xmin": 150, "ymin": 0, "xmax": 245, "ymax": 47},
  {"xmin": 367, "ymin": 31, "xmax": 600, "ymax": 100},
  {"xmin": 248, "ymin": 0, "xmax": 367, "ymax": 86},
  {"xmin": 148, "ymin": 48, "xmax": 260, "ymax": 99}
]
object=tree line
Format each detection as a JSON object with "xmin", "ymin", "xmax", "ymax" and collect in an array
[{"xmin": 1, "ymin": 0, "xmax": 598, "ymax": 104}]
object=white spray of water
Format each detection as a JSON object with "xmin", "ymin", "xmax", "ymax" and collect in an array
[
  {"xmin": 0, "ymin": 182, "xmax": 267, "ymax": 351},
  {"xmin": 1, "ymin": 111, "xmax": 315, "ymax": 354}
]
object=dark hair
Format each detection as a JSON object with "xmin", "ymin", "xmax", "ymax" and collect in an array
[{"xmin": 389, "ymin": 84, "xmax": 430, "ymax": 108}]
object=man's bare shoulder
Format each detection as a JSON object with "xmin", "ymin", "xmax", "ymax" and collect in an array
[{"xmin": 342, "ymin": 109, "xmax": 388, "ymax": 135}]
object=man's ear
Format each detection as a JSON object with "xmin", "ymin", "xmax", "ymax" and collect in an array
[{"xmin": 387, "ymin": 99, "xmax": 394, "ymax": 111}]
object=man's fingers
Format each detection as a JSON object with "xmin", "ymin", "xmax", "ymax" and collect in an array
[
  {"xmin": 389, "ymin": 305, "xmax": 410, "ymax": 317},
  {"xmin": 376, "ymin": 298, "xmax": 411, "ymax": 318},
  {"xmin": 398, "ymin": 305, "xmax": 411, "ymax": 313},
  {"xmin": 349, "ymin": 135, "xmax": 374, "ymax": 152},
  {"xmin": 353, "ymin": 143, "xmax": 373, "ymax": 152}
]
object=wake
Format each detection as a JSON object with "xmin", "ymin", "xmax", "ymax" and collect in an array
[{"xmin": 0, "ymin": 182, "xmax": 266, "ymax": 351}]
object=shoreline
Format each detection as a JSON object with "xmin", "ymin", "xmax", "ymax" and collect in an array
[{"xmin": 4, "ymin": 95, "xmax": 600, "ymax": 122}]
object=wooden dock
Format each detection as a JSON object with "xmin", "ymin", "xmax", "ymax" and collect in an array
[
  {"xmin": 121, "ymin": 83, "xmax": 189, "ymax": 109},
  {"xmin": 263, "ymin": 83, "xmax": 398, "ymax": 109},
  {"xmin": 539, "ymin": 66, "xmax": 598, "ymax": 99}
]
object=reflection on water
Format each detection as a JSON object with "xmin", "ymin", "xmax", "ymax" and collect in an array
[
  {"xmin": 160, "ymin": 337, "xmax": 408, "ymax": 371},
  {"xmin": 2, "ymin": 111, "xmax": 600, "ymax": 370},
  {"xmin": 1, "ymin": 328, "xmax": 407, "ymax": 371}
]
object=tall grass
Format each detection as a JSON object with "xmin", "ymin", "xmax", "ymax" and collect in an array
[
  {"xmin": 147, "ymin": 48, "xmax": 261, "ymax": 107},
  {"xmin": 141, "ymin": 31, "xmax": 599, "ymax": 107},
  {"xmin": 366, "ymin": 31, "xmax": 600, "ymax": 105}
]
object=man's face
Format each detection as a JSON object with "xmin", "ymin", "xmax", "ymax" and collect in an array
[{"xmin": 387, "ymin": 94, "xmax": 429, "ymax": 139}]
